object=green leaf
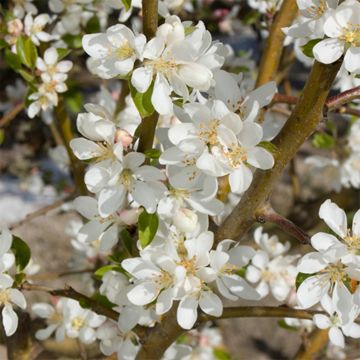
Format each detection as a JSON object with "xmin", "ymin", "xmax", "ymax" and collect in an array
[
  {"xmin": 144, "ymin": 148, "xmax": 161, "ymax": 159},
  {"xmin": 91, "ymin": 292, "xmax": 116, "ymax": 309},
  {"xmin": 11, "ymin": 236, "xmax": 31, "ymax": 271},
  {"xmin": 278, "ymin": 319, "xmax": 299, "ymax": 331},
  {"xmin": 63, "ymin": 34, "xmax": 83, "ymax": 49},
  {"xmin": 213, "ymin": 348, "xmax": 231, "ymax": 360},
  {"xmin": 301, "ymin": 38, "xmax": 322, "ymax": 58},
  {"xmin": 14, "ymin": 273, "xmax": 26, "ymax": 286},
  {"xmin": 5, "ymin": 49, "xmax": 22, "ymax": 71},
  {"xmin": 0, "ymin": 39, "xmax": 8, "ymax": 49},
  {"xmin": 258, "ymin": 141, "xmax": 278, "ymax": 154},
  {"xmin": 295, "ymin": 272, "xmax": 313, "ymax": 290},
  {"xmin": 138, "ymin": 210, "xmax": 159, "ymax": 248},
  {"xmin": 129, "ymin": 80, "xmax": 155, "ymax": 118},
  {"xmin": 64, "ymin": 90, "xmax": 83, "ymax": 113},
  {"xmin": 312, "ymin": 133, "xmax": 335, "ymax": 149},
  {"xmin": 16, "ymin": 36, "xmax": 37, "ymax": 68},
  {"xmin": 85, "ymin": 16, "xmax": 101, "ymax": 34},
  {"xmin": 122, "ymin": 0, "xmax": 132, "ymax": 11},
  {"xmin": 94, "ymin": 264, "xmax": 123, "ymax": 279},
  {"xmin": 121, "ymin": 229, "xmax": 133, "ymax": 254},
  {"xmin": 18, "ymin": 69, "xmax": 34, "ymax": 83},
  {"xmin": 0, "ymin": 129, "xmax": 4, "ymax": 145},
  {"xmin": 57, "ymin": 48, "xmax": 71, "ymax": 61}
]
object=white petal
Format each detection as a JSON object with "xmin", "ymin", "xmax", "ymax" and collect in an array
[
  {"xmin": 131, "ymin": 66, "xmax": 153, "ymax": 93},
  {"xmin": 229, "ymin": 165, "xmax": 253, "ymax": 194},
  {"xmin": 199, "ymin": 291, "xmax": 223, "ymax": 317},
  {"xmin": 329, "ymin": 327, "xmax": 345, "ymax": 348},
  {"xmin": 313, "ymin": 38, "xmax": 344, "ymax": 64},
  {"xmin": 313, "ymin": 314, "xmax": 331, "ymax": 329},
  {"xmin": 310, "ymin": 232, "xmax": 342, "ymax": 252},
  {"xmin": 2, "ymin": 305, "xmax": 18, "ymax": 336},
  {"xmin": 247, "ymin": 147, "xmax": 274, "ymax": 170},
  {"xmin": 127, "ymin": 282, "xmax": 159, "ymax": 306},
  {"xmin": 177, "ymin": 296, "xmax": 198, "ymax": 330},
  {"xmin": 344, "ymin": 47, "xmax": 360, "ymax": 74},
  {"xmin": 319, "ymin": 199, "xmax": 347, "ymax": 238},
  {"xmin": 296, "ymin": 274, "xmax": 329, "ymax": 308}
]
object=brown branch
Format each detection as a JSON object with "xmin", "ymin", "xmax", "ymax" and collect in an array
[
  {"xmin": 21, "ymin": 283, "xmax": 120, "ymax": 321},
  {"xmin": 115, "ymin": 80, "xmax": 130, "ymax": 116},
  {"xmin": 54, "ymin": 98, "xmax": 87, "ymax": 195},
  {"xmin": 9, "ymin": 193, "xmax": 76, "ymax": 231},
  {"xmin": 326, "ymin": 85, "xmax": 360, "ymax": 111},
  {"xmin": 255, "ymin": 204, "xmax": 310, "ymax": 244},
  {"xmin": 0, "ymin": 102, "xmax": 25, "ymax": 128},
  {"xmin": 137, "ymin": 0, "xmax": 159, "ymax": 154},
  {"xmin": 255, "ymin": 0, "xmax": 298, "ymax": 88},
  {"xmin": 215, "ymin": 60, "xmax": 342, "ymax": 244},
  {"xmin": 203, "ymin": 306, "xmax": 319, "ymax": 321},
  {"xmin": 294, "ymin": 328, "xmax": 329, "ymax": 360}
]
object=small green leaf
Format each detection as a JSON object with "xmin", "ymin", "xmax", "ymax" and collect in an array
[
  {"xmin": 16, "ymin": 36, "xmax": 37, "ymax": 68},
  {"xmin": 213, "ymin": 348, "xmax": 231, "ymax": 360},
  {"xmin": 278, "ymin": 319, "xmax": 299, "ymax": 331},
  {"xmin": 301, "ymin": 38, "xmax": 322, "ymax": 58},
  {"xmin": 0, "ymin": 39, "xmax": 8, "ymax": 49},
  {"xmin": 91, "ymin": 292, "xmax": 116, "ymax": 309},
  {"xmin": 258, "ymin": 141, "xmax": 278, "ymax": 154},
  {"xmin": 121, "ymin": 229, "xmax": 133, "ymax": 254},
  {"xmin": 5, "ymin": 49, "xmax": 22, "ymax": 71},
  {"xmin": 312, "ymin": 133, "xmax": 335, "ymax": 149},
  {"xmin": 14, "ymin": 273, "xmax": 26, "ymax": 286},
  {"xmin": 79, "ymin": 298, "xmax": 91, "ymax": 309},
  {"xmin": 0, "ymin": 130, "xmax": 4, "ymax": 145},
  {"xmin": 57, "ymin": 48, "xmax": 71, "ymax": 61},
  {"xmin": 18, "ymin": 69, "xmax": 34, "ymax": 83},
  {"xmin": 85, "ymin": 16, "xmax": 101, "ymax": 34},
  {"xmin": 295, "ymin": 272, "xmax": 313, "ymax": 290},
  {"xmin": 63, "ymin": 34, "xmax": 83, "ymax": 49},
  {"xmin": 122, "ymin": 0, "xmax": 132, "ymax": 11},
  {"xmin": 94, "ymin": 264, "xmax": 123, "ymax": 279},
  {"xmin": 11, "ymin": 236, "xmax": 31, "ymax": 271},
  {"xmin": 138, "ymin": 210, "xmax": 159, "ymax": 248},
  {"xmin": 129, "ymin": 81, "xmax": 155, "ymax": 118},
  {"xmin": 144, "ymin": 148, "xmax": 161, "ymax": 159}
]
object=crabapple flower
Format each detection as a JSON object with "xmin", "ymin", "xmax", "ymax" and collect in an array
[
  {"xmin": 12, "ymin": 0, "xmax": 38, "ymax": 18},
  {"xmin": 0, "ymin": 274, "xmax": 27, "ymax": 336},
  {"xmin": 254, "ymin": 226, "xmax": 291, "ymax": 258},
  {"xmin": 36, "ymin": 47, "xmax": 73, "ymax": 83},
  {"xmin": 313, "ymin": 284, "xmax": 360, "ymax": 347},
  {"xmin": 83, "ymin": 25, "xmax": 146, "ymax": 79},
  {"xmin": 0, "ymin": 229, "xmax": 15, "ymax": 273},
  {"xmin": 74, "ymin": 196, "xmax": 139, "ymax": 251},
  {"xmin": 32, "ymin": 300, "xmax": 68, "ymax": 341},
  {"xmin": 313, "ymin": 0, "xmax": 360, "ymax": 74},
  {"xmin": 24, "ymin": 13, "xmax": 52, "ymax": 46},
  {"xmin": 131, "ymin": 16, "xmax": 223, "ymax": 115},
  {"xmin": 209, "ymin": 240, "xmax": 261, "ymax": 301},
  {"xmin": 63, "ymin": 299, "xmax": 106, "ymax": 344},
  {"xmin": 296, "ymin": 199, "xmax": 360, "ymax": 308},
  {"xmin": 85, "ymin": 152, "xmax": 166, "ymax": 216},
  {"xmin": 285, "ymin": 0, "xmax": 338, "ymax": 39},
  {"xmin": 246, "ymin": 250, "xmax": 298, "ymax": 302}
]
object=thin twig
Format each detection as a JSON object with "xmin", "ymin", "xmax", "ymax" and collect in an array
[
  {"xmin": 255, "ymin": 204, "xmax": 310, "ymax": 244},
  {"xmin": 0, "ymin": 102, "xmax": 25, "ymax": 128},
  {"xmin": 294, "ymin": 328, "xmax": 329, "ymax": 360},
  {"xmin": 9, "ymin": 193, "xmax": 76, "ymax": 231},
  {"xmin": 326, "ymin": 85, "xmax": 360, "ymax": 111},
  {"xmin": 28, "ymin": 268, "xmax": 94, "ymax": 281}
]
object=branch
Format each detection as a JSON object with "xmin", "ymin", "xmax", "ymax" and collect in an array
[
  {"xmin": 202, "ymin": 306, "xmax": 319, "ymax": 321},
  {"xmin": 255, "ymin": 0, "xmax": 298, "ymax": 88},
  {"xmin": 9, "ymin": 193, "xmax": 76, "ymax": 231},
  {"xmin": 20, "ymin": 283, "xmax": 120, "ymax": 321},
  {"xmin": 0, "ymin": 102, "xmax": 25, "ymax": 128},
  {"xmin": 294, "ymin": 329, "xmax": 329, "ymax": 360},
  {"xmin": 255, "ymin": 204, "xmax": 310, "ymax": 244},
  {"xmin": 326, "ymin": 85, "xmax": 360, "ymax": 111},
  {"xmin": 215, "ymin": 60, "xmax": 342, "ymax": 243},
  {"xmin": 54, "ymin": 98, "xmax": 87, "ymax": 195}
]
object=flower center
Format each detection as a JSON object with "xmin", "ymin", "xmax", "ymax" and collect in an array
[
  {"xmin": 224, "ymin": 143, "xmax": 248, "ymax": 168},
  {"xmin": 177, "ymin": 257, "xmax": 197, "ymax": 275},
  {"xmin": 344, "ymin": 229, "xmax": 360, "ymax": 251},
  {"xmin": 146, "ymin": 58, "xmax": 178, "ymax": 76},
  {"xmin": 321, "ymin": 262, "xmax": 347, "ymax": 285},
  {"xmin": 341, "ymin": 24, "xmax": 360, "ymax": 47},
  {"xmin": 0, "ymin": 290, "xmax": 11, "ymax": 306},
  {"xmin": 305, "ymin": 0, "xmax": 327, "ymax": 19},
  {"xmin": 71, "ymin": 316, "xmax": 85, "ymax": 330},
  {"xmin": 169, "ymin": 188, "xmax": 190, "ymax": 200},
  {"xmin": 119, "ymin": 169, "xmax": 134, "ymax": 190},
  {"xmin": 115, "ymin": 41, "xmax": 135, "ymax": 60},
  {"xmin": 154, "ymin": 270, "xmax": 173, "ymax": 288},
  {"xmin": 49, "ymin": 311, "xmax": 62, "ymax": 325},
  {"xmin": 197, "ymin": 120, "xmax": 220, "ymax": 147}
]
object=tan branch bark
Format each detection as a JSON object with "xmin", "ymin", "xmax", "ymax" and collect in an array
[
  {"xmin": 0, "ymin": 102, "xmax": 25, "ymax": 128},
  {"xmin": 255, "ymin": 204, "xmax": 310, "ymax": 244},
  {"xmin": 255, "ymin": 0, "xmax": 298, "ymax": 88},
  {"xmin": 294, "ymin": 328, "xmax": 329, "ymax": 360},
  {"xmin": 54, "ymin": 98, "xmax": 87, "ymax": 195},
  {"xmin": 215, "ymin": 60, "xmax": 342, "ymax": 244}
]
